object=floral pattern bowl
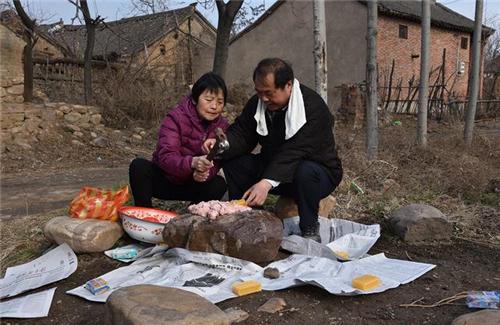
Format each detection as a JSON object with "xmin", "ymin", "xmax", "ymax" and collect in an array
[{"xmin": 119, "ymin": 207, "xmax": 177, "ymax": 244}]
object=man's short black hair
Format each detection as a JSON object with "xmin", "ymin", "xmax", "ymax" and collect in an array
[
  {"xmin": 192, "ymin": 72, "xmax": 227, "ymax": 104},
  {"xmin": 253, "ymin": 58, "xmax": 294, "ymax": 89}
]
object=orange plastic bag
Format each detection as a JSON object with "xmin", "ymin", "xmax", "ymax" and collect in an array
[{"xmin": 69, "ymin": 186, "xmax": 129, "ymax": 222}]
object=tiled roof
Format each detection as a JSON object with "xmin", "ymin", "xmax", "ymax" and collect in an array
[{"xmin": 40, "ymin": 4, "xmax": 211, "ymax": 59}]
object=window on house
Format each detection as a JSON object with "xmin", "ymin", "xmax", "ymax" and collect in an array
[
  {"xmin": 461, "ymin": 37, "xmax": 468, "ymax": 50},
  {"xmin": 399, "ymin": 24, "xmax": 408, "ymax": 39}
]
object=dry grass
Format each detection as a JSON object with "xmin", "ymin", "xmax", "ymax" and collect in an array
[{"xmin": 0, "ymin": 210, "xmax": 63, "ymax": 276}]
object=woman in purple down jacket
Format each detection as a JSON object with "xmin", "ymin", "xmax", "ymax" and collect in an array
[{"xmin": 129, "ymin": 72, "xmax": 229, "ymax": 207}]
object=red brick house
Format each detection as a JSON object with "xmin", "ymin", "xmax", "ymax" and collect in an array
[{"xmin": 226, "ymin": 0, "xmax": 493, "ymax": 111}]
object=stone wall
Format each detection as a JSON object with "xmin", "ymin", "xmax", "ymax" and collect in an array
[
  {"xmin": 0, "ymin": 24, "xmax": 25, "ymax": 103},
  {"xmin": 1, "ymin": 102, "xmax": 104, "ymax": 153}
]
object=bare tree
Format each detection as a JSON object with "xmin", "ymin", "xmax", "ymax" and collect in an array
[
  {"xmin": 68, "ymin": 0, "xmax": 104, "ymax": 104},
  {"xmin": 211, "ymin": 0, "xmax": 243, "ymax": 78},
  {"xmin": 13, "ymin": 0, "xmax": 36, "ymax": 102},
  {"xmin": 231, "ymin": 1, "xmax": 264, "ymax": 36},
  {"xmin": 129, "ymin": 0, "xmax": 170, "ymax": 15},
  {"xmin": 464, "ymin": 0, "xmax": 484, "ymax": 146},
  {"xmin": 417, "ymin": 0, "xmax": 430, "ymax": 148},
  {"xmin": 366, "ymin": 0, "xmax": 378, "ymax": 160},
  {"xmin": 312, "ymin": 0, "xmax": 327, "ymax": 102}
]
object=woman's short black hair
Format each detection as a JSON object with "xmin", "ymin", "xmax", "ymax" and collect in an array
[
  {"xmin": 253, "ymin": 58, "xmax": 294, "ymax": 89},
  {"xmin": 191, "ymin": 72, "xmax": 227, "ymax": 104}
]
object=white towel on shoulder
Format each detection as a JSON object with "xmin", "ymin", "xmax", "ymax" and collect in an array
[{"xmin": 254, "ymin": 78, "xmax": 307, "ymax": 140}]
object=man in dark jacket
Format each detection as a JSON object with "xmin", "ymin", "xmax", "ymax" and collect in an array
[{"xmin": 206, "ymin": 58, "xmax": 342, "ymax": 241}]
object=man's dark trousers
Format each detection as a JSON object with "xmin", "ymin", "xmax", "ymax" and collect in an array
[{"xmin": 223, "ymin": 154, "xmax": 341, "ymax": 231}]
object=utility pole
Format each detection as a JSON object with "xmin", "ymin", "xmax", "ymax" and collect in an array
[
  {"xmin": 417, "ymin": 0, "xmax": 431, "ymax": 148},
  {"xmin": 366, "ymin": 0, "xmax": 378, "ymax": 160},
  {"xmin": 312, "ymin": 0, "xmax": 328, "ymax": 102},
  {"xmin": 464, "ymin": 0, "xmax": 484, "ymax": 146}
]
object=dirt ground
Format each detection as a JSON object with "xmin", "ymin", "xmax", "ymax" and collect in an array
[{"xmin": 0, "ymin": 116, "xmax": 499, "ymax": 324}]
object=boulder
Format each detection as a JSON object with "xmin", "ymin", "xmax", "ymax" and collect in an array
[
  {"xmin": 451, "ymin": 310, "xmax": 500, "ymax": 325},
  {"xmin": 163, "ymin": 210, "xmax": 282, "ymax": 263},
  {"xmin": 106, "ymin": 285, "xmax": 229, "ymax": 325},
  {"xmin": 389, "ymin": 204, "xmax": 452, "ymax": 244},
  {"xmin": 44, "ymin": 216, "xmax": 123, "ymax": 253},
  {"xmin": 275, "ymin": 195, "xmax": 336, "ymax": 220}
]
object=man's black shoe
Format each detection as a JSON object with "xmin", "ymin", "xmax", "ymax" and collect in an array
[{"xmin": 301, "ymin": 222, "xmax": 321, "ymax": 243}]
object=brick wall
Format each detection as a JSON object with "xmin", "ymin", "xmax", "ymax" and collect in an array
[{"xmin": 378, "ymin": 15, "xmax": 473, "ymax": 100}]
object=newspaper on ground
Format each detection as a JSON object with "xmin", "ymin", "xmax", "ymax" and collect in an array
[
  {"xmin": 0, "ymin": 244, "xmax": 77, "ymax": 299},
  {"xmin": 242, "ymin": 253, "xmax": 435, "ymax": 295},
  {"xmin": 67, "ymin": 248, "xmax": 263, "ymax": 303},
  {"xmin": 0, "ymin": 288, "xmax": 56, "ymax": 318},
  {"xmin": 105, "ymin": 244, "xmax": 169, "ymax": 263},
  {"xmin": 68, "ymin": 247, "xmax": 435, "ymax": 303},
  {"xmin": 282, "ymin": 216, "xmax": 380, "ymax": 260}
]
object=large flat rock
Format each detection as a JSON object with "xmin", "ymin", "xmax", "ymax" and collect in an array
[
  {"xmin": 106, "ymin": 285, "xmax": 229, "ymax": 325},
  {"xmin": 44, "ymin": 216, "xmax": 123, "ymax": 253},
  {"xmin": 163, "ymin": 210, "xmax": 282, "ymax": 263}
]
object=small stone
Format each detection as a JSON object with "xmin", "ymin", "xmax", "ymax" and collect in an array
[
  {"xmin": 263, "ymin": 267, "xmax": 280, "ymax": 279},
  {"xmin": 257, "ymin": 297, "xmax": 287, "ymax": 314},
  {"xmin": 79, "ymin": 123, "xmax": 92, "ymax": 130},
  {"xmin": 0, "ymin": 87, "xmax": 6, "ymax": 97},
  {"xmin": 13, "ymin": 136, "xmax": 32, "ymax": 150},
  {"xmin": 64, "ymin": 124, "xmax": 80, "ymax": 132},
  {"xmin": 73, "ymin": 131, "xmax": 84, "ymax": 138},
  {"xmin": 124, "ymin": 146, "xmax": 132, "ymax": 151},
  {"xmin": 72, "ymin": 104, "xmax": 88, "ymax": 114},
  {"xmin": 131, "ymin": 134, "xmax": 142, "ymax": 141},
  {"xmin": 389, "ymin": 204, "xmax": 452, "ymax": 244},
  {"xmin": 64, "ymin": 112, "xmax": 82, "ymax": 123},
  {"xmin": 90, "ymin": 114, "xmax": 102, "ymax": 125},
  {"xmin": 90, "ymin": 132, "xmax": 97, "ymax": 138},
  {"xmin": 79, "ymin": 113, "xmax": 90, "ymax": 125},
  {"xmin": 134, "ymin": 127, "xmax": 144, "ymax": 133},
  {"xmin": 91, "ymin": 136, "xmax": 107, "ymax": 148},
  {"xmin": 113, "ymin": 130, "xmax": 122, "ymax": 135},
  {"xmin": 44, "ymin": 216, "xmax": 123, "ymax": 253},
  {"xmin": 139, "ymin": 130, "xmax": 146, "ymax": 137},
  {"xmin": 58, "ymin": 105, "xmax": 71, "ymax": 114},
  {"xmin": 451, "ymin": 310, "xmax": 500, "ymax": 325},
  {"xmin": 6, "ymin": 85, "xmax": 24, "ymax": 95},
  {"xmin": 71, "ymin": 139, "xmax": 84, "ymax": 146},
  {"xmin": 106, "ymin": 285, "xmax": 229, "ymax": 325},
  {"xmin": 55, "ymin": 110, "xmax": 64, "ymax": 118},
  {"xmin": 224, "ymin": 307, "xmax": 249, "ymax": 324}
]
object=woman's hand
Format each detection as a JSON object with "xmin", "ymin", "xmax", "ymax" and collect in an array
[
  {"xmin": 243, "ymin": 179, "xmax": 273, "ymax": 206},
  {"xmin": 191, "ymin": 156, "xmax": 213, "ymax": 172},
  {"xmin": 193, "ymin": 169, "xmax": 210, "ymax": 182},
  {"xmin": 202, "ymin": 139, "xmax": 216, "ymax": 155}
]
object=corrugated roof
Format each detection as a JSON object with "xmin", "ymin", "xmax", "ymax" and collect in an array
[{"xmin": 40, "ymin": 4, "xmax": 213, "ymax": 60}]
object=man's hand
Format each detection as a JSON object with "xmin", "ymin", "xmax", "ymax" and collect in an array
[
  {"xmin": 191, "ymin": 155, "xmax": 213, "ymax": 172},
  {"xmin": 202, "ymin": 139, "xmax": 216, "ymax": 155},
  {"xmin": 193, "ymin": 169, "xmax": 209, "ymax": 182},
  {"xmin": 243, "ymin": 179, "xmax": 273, "ymax": 206}
]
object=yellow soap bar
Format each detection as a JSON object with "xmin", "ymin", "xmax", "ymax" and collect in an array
[
  {"xmin": 334, "ymin": 251, "xmax": 349, "ymax": 260},
  {"xmin": 352, "ymin": 274, "xmax": 381, "ymax": 291},
  {"xmin": 232, "ymin": 280, "xmax": 262, "ymax": 296}
]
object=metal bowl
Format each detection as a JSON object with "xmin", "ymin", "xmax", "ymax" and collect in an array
[{"xmin": 119, "ymin": 206, "xmax": 177, "ymax": 244}]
